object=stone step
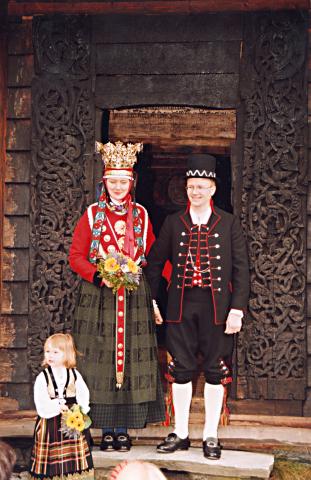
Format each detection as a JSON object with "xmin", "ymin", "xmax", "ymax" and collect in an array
[
  {"xmin": 1, "ymin": 411, "xmax": 311, "ymax": 449},
  {"xmin": 92, "ymin": 446, "xmax": 274, "ymax": 479},
  {"xmin": 130, "ymin": 423, "xmax": 311, "ymax": 447}
]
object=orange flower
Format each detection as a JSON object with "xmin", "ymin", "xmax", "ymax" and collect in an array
[{"xmin": 104, "ymin": 257, "xmax": 119, "ymax": 273}]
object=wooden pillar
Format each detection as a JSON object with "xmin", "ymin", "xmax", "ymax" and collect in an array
[
  {"xmin": 29, "ymin": 15, "xmax": 95, "ymax": 377},
  {"xmin": 0, "ymin": 1, "xmax": 8, "ymax": 327},
  {"xmin": 238, "ymin": 11, "xmax": 308, "ymax": 409},
  {"xmin": 303, "ymin": 8, "xmax": 311, "ymax": 416}
]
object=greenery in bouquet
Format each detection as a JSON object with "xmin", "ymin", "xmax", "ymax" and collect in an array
[
  {"xmin": 96, "ymin": 252, "xmax": 142, "ymax": 294},
  {"xmin": 60, "ymin": 404, "xmax": 92, "ymax": 439}
]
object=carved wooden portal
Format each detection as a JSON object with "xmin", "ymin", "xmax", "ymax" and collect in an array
[
  {"xmin": 237, "ymin": 12, "xmax": 308, "ymax": 401},
  {"xmin": 29, "ymin": 13, "xmax": 308, "ymax": 406},
  {"xmin": 29, "ymin": 16, "xmax": 95, "ymax": 377}
]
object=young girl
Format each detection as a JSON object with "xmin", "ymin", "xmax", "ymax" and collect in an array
[{"xmin": 29, "ymin": 333, "xmax": 94, "ymax": 480}]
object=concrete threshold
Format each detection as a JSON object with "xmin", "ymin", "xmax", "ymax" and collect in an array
[{"xmin": 92, "ymin": 445, "xmax": 274, "ymax": 479}]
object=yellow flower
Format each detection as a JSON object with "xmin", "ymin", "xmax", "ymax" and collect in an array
[
  {"xmin": 66, "ymin": 414, "xmax": 76, "ymax": 428},
  {"xmin": 73, "ymin": 419, "xmax": 85, "ymax": 432},
  {"xmin": 104, "ymin": 257, "xmax": 119, "ymax": 273},
  {"xmin": 73, "ymin": 412, "xmax": 84, "ymax": 422},
  {"xmin": 127, "ymin": 259, "xmax": 138, "ymax": 274}
]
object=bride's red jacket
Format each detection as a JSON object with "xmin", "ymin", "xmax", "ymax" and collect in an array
[{"xmin": 69, "ymin": 202, "xmax": 155, "ymax": 284}]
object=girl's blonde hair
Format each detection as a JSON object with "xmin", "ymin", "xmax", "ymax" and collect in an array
[{"xmin": 42, "ymin": 333, "xmax": 77, "ymax": 368}]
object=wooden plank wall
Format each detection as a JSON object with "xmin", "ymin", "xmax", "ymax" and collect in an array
[
  {"xmin": 0, "ymin": 0, "xmax": 8, "ymax": 365},
  {"xmin": 93, "ymin": 13, "xmax": 242, "ymax": 110},
  {"xmin": 1, "ymin": 18, "xmax": 33, "ymax": 409},
  {"xmin": 304, "ymin": 10, "xmax": 311, "ymax": 415},
  {"xmin": 93, "ymin": 12, "xmax": 242, "ymax": 191}
]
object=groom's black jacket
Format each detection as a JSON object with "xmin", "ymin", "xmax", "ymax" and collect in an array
[{"xmin": 145, "ymin": 205, "xmax": 249, "ymax": 325}]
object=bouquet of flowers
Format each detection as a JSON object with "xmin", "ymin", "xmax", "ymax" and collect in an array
[
  {"xmin": 97, "ymin": 252, "xmax": 142, "ymax": 294},
  {"xmin": 60, "ymin": 404, "xmax": 92, "ymax": 439}
]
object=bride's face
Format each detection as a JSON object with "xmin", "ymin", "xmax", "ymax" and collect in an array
[{"xmin": 105, "ymin": 178, "xmax": 131, "ymax": 202}]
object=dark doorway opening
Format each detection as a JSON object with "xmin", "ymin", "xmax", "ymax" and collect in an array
[
  {"xmin": 134, "ymin": 148, "xmax": 233, "ymax": 353},
  {"xmin": 100, "ymin": 106, "xmax": 235, "ymax": 235},
  {"xmin": 135, "ymin": 148, "xmax": 232, "ymax": 237},
  {"xmin": 99, "ymin": 106, "xmax": 236, "ymax": 403}
]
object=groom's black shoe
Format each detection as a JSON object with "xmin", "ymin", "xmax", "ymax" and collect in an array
[
  {"xmin": 157, "ymin": 433, "xmax": 190, "ymax": 453},
  {"xmin": 203, "ymin": 437, "xmax": 222, "ymax": 460}
]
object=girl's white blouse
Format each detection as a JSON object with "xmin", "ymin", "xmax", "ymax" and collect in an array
[{"xmin": 34, "ymin": 367, "xmax": 90, "ymax": 419}]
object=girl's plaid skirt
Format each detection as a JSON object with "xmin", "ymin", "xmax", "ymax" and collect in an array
[{"xmin": 29, "ymin": 414, "xmax": 94, "ymax": 480}]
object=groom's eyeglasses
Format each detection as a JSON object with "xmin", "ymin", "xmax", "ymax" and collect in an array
[{"xmin": 185, "ymin": 186, "xmax": 214, "ymax": 193}]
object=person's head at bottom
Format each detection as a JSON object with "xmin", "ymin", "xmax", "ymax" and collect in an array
[
  {"xmin": 0, "ymin": 441, "xmax": 16, "ymax": 480},
  {"xmin": 108, "ymin": 460, "xmax": 167, "ymax": 480}
]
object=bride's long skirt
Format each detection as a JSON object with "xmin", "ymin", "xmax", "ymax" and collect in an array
[{"xmin": 72, "ymin": 276, "xmax": 165, "ymax": 428}]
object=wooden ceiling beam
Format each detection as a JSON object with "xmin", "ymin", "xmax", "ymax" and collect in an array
[{"xmin": 8, "ymin": 0, "xmax": 309, "ymax": 16}]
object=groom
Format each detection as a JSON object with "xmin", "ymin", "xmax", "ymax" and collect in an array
[{"xmin": 146, "ymin": 154, "xmax": 249, "ymax": 460}]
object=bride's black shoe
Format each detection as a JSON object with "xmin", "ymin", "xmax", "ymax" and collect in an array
[
  {"xmin": 100, "ymin": 431, "xmax": 115, "ymax": 451},
  {"xmin": 114, "ymin": 432, "xmax": 132, "ymax": 451}
]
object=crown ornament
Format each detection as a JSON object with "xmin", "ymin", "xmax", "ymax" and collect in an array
[{"xmin": 96, "ymin": 141, "xmax": 143, "ymax": 169}]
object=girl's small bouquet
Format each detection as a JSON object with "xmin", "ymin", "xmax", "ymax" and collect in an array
[
  {"xmin": 60, "ymin": 404, "xmax": 92, "ymax": 439},
  {"xmin": 96, "ymin": 252, "xmax": 142, "ymax": 294}
]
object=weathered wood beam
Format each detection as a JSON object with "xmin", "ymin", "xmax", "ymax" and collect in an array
[
  {"xmin": 109, "ymin": 108, "xmax": 236, "ymax": 150},
  {"xmin": 93, "ymin": 13, "xmax": 243, "ymax": 43},
  {"xmin": 0, "ymin": 1, "xmax": 8, "ymax": 317},
  {"xmin": 96, "ymin": 42, "xmax": 240, "ymax": 75},
  {"xmin": 0, "ymin": 384, "xmax": 32, "ymax": 410},
  {"xmin": 0, "ymin": 317, "xmax": 28, "ymax": 348},
  {"xmin": 8, "ymin": 0, "xmax": 309, "ymax": 16},
  {"xmin": 96, "ymin": 74, "xmax": 239, "ymax": 109},
  {"xmin": 0, "ymin": 350, "xmax": 30, "ymax": 383},
  {"xmin": 1, "ymin": 282, "xmax": 29, "ymax": 315}
]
